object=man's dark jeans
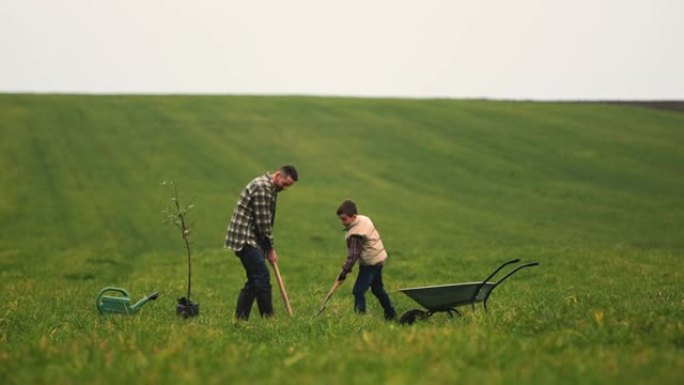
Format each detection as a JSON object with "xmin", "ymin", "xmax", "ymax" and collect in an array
[
  {"xmin": 352, "ymin": 264, "xmax": 396, "ymax": 320},
  {"xmin": 235, "ymin": 245, "xmax": 273, "ymax": 320}
]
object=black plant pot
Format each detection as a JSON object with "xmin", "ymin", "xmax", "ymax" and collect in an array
[{"xmin": 176, "ymin": 297, "xmax": 200, "ymax": 318}]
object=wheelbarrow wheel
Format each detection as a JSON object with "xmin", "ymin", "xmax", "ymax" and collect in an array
[{"xmin": 399, "ymin": 309, "xmax": 427, "ymax": 325}]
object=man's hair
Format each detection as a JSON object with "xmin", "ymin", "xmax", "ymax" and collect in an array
[
  {"xmin": 336, "ymin": 200, "xmax": 357, "ymax": 216},
  {"xmin": 278, "ymin": 165, "xmax": 298, "ymax": 181}
]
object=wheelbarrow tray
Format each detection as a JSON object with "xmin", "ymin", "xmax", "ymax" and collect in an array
[{"xmin": 398, "ymin": 282, "xmax": 494, "ymax": 311}]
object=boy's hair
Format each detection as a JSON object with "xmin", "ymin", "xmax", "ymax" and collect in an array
[
  {"xmin": 278, "ymin": 165, "xmax": 299, "ymax": 181},
  {"xmin": 336, "ymin": 200, "xmax": 357, "ymax": 216}
]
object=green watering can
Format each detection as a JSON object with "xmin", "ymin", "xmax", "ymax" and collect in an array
[{"xmin": 96, "ymin": 287, "xmax": 159, "ymax": 315}]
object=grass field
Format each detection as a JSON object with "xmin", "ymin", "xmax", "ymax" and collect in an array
[{"xmin": 0, "ymin": 94, "xmax": 682, "ymax": 385}]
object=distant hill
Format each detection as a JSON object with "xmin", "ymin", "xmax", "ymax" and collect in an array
[{"xmin": 1, "ymin": 94, "xmax": 682, "ymax": 261}]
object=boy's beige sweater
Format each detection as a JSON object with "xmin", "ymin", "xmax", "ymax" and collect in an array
[{"xmin": 344, "ymin": 215, "xmax": 387, "ymax": 266}]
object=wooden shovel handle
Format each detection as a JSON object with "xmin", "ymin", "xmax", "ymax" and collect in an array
[
  {"xmin": 317, "ymin": 279, "xmax": 343, "ymax": 314},
  {"xmin": 270, "ymin": 260, "xmax": 293, "ymax": 317}
]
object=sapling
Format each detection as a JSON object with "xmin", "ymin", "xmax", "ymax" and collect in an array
[{"xmin": 162, "ymin": 181, "xmax": 199, "ymax": 318}]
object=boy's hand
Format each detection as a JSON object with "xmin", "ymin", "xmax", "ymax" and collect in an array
[
  {"xmin": 267, "ymin": 249, "xmax": 278, "ymax": 264},
  {"xmin": 337, "ymin": 273, "xmax": 346, "ymax": 282}
]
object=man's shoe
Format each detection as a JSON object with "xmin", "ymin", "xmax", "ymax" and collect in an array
[
  {"xmin": 256, "ymin": 290, "xmax": 274, "ymax": 318},
  {"xmin": 235, "ymin": 289, "xmax": 255, "ymax": 321}
]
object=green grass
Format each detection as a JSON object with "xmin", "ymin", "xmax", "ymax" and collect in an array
[{"xmin": 0, "ymin": 94, "xmax": 682, "ymax": 385}]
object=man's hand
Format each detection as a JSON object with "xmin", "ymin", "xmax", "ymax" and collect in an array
[
  {"xmin": 267, "ymin": 249, "xmax": 278, "ymax": 264},
  {"xmin": 337, "ymin": 272, "xmax": 346, "ymax": 282}
]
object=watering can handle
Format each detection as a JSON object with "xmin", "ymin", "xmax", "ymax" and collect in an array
[
  {"xmin": 96, "ymin": 287, "xmax": 130, "ymax": 304},
  {"xmin": 96, "ymin": 287, "xmax": 131, "ymax": 314},
  {"xmin": 96, "ymin": 287, "xmax": 130, "ymax": 301}
]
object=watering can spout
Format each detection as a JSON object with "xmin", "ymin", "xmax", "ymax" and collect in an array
[{"xmin": 130, "ymin": 291, "xmax": 160, "ymax": 312}]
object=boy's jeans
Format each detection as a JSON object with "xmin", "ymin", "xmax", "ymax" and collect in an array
[
  {"xmin": 352, "ymin": 264, "xmax": 396, "ymax": 319},
  {"xmin": 234, "ymin": 245, "xmax": 273, "ymax": 320}
]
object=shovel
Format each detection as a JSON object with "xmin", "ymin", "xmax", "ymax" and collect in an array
[
  {"xmin": 316, "ymin": 279, "xmax": 343, "ymax": 316},
  {"xmin": 269, "ymin": 260, "xmax": 293, "ymax": 317}
]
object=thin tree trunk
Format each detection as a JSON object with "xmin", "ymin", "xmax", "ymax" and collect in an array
[{"xmin": 173, "ymin": 185, "xmax": 192, "ymax": 301}]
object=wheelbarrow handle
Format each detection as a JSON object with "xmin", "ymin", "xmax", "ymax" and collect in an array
[
  {"xmin": 470, "ymin": 259, "xmax": 527, "ymax": 304},
  {"xmin": 493, "ymin": 262, "xmax": 540, "ymax": 287},
  {"xmin": 480, "ymin": 259, "xmax": 521, "ymax": 284}
]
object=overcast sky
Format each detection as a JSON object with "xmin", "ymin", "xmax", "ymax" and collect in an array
[{"xmin": 1, "ymin": 0, "xmax": 682, "ymax": 99}]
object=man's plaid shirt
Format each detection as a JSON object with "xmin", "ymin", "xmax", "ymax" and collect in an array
[{"xmin": 225, "ymin": 173, "xmax": 279, "ymax": 252}]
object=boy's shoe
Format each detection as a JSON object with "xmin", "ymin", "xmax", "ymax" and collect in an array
[{"xmin": 384, "ymin": 308, "xmax": 397, "ymax": 321}]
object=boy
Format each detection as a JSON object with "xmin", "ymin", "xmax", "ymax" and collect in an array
[{"xmin": 336, "ymin": 200, "xmax": 396, "ymax": 320}]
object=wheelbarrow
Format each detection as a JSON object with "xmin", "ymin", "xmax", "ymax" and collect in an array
[{"xmin": 397, "ymin": 259, "xmax": 538, "ymax": 325}]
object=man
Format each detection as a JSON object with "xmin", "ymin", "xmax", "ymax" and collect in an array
[
  {"xmin": 225, "ymin": 165, "xmax": 298, "ymax": 320},
  {"xmin": 335, "ymin": 200, "xmax": 396, "ymax": 320}
]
